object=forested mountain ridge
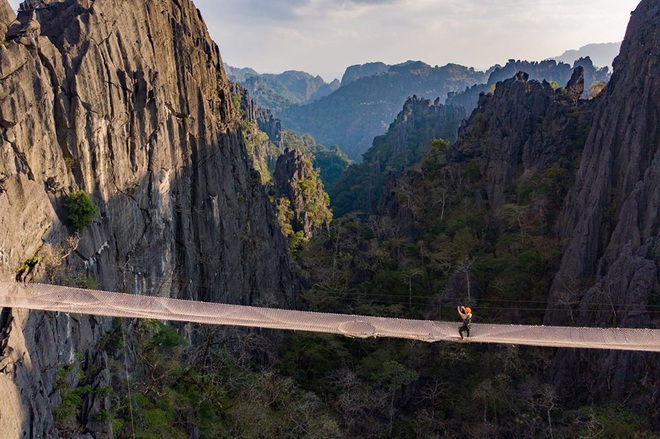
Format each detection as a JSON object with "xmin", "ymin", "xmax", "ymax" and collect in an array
[
  {"xmin": 330, "ymin": 95, "xmax": 467, "ymax": 217},
  {"xmin": 274, "ymin": 58, "xmax": 608, "ymax": 164},
  {"xmin": 452, "ymin": 68, "xmax": 592, "ymax": 212},
  {"xmin": 225, "ymin": 64, "xmax": 340, "ymax": 113},
  {"xmin": 446, "ymin": 57, "xmax": 611, "ymax": 114},
  {"xmin": 279, "ymin": 61, "xmax": 486, "ymax": 161},
  {"xmin": 227, "ymin": 58, "xmax": 608, "ymax": 169}
]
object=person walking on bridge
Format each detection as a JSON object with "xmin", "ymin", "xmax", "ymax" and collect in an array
[{"xmin": 457, "ymin": 305, "xmax": 472, "ymax": 339}]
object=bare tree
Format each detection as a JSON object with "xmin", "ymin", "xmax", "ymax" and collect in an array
[
  {"xmin": 404, "ymin": 269, "xmax": 422, "ymax": 308},
  {"xmin": 456, "ymin": 258, "xmax": 475, "ymax": 300}
]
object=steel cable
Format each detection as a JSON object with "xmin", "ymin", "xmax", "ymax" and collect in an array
[{"xmin": 0, "ymin": 282, "xmax": 658, "ymax": 352}]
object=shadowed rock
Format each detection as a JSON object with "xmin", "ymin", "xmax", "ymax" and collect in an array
[
  {"xmin": 565, "ymin": 65, "xmax": 585, "ymax": 102},
  {"xmin": 546, "ymin": 0, "xmax": 659, "ymax": 415},
  {"xmin": 5, "ymin": 10, "xmax": 40, "ymax": 40},
  {"xmin": 0, "ymin": 0, "xmax": 301, "ymax": 435}
]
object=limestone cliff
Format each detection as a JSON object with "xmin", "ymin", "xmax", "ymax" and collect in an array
[
  {"xmin": 230, "ymin": 81, "xmax": 284, "ymax": 181},
  {"xmin": 0, "ymin": 0, "xmax": 13, "ymax": 36},
  {"xmin": 545, "ymin": 0, "xmax": 659, "ymax": 412},
  {"xmin": 453, "ymin": 70, "xmax": 593, "ymax": 211},
  {"xmin": 0, "ymin": 0, "xmax": 299, "ymax": 435},
  {"xmin": 273, "ymin": 148, "xmax": 332, "ymax": 240}
]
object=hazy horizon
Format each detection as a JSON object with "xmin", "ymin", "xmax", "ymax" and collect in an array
[
  {"xmin": 7, "ymin": 0, "xmax": 639, "ymax": 82},
  {"xmin": 224, "ymin": 41, "xmax": 623, "ymax": 81}
]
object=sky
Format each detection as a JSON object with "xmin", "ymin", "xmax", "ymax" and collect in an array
[
  {"xmin": 8, "ymin": 0, "xmax": 641, "ymax": 82},
  {"xmin": 196, "ymin": 0, "xmax": 639, "ymax": 81}
]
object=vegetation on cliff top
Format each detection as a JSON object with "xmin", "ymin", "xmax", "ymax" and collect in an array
[{"xmin": 279, "ymin": 61, "xmax": 485, "ymax": 161}]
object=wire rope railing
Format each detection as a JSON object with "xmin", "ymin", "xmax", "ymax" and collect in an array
[{"xmin": 0, "ymin": 282, "xmax": 658, "ymax": 352}]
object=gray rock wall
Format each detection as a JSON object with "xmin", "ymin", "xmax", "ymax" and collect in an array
[
  {"xmin": 454, "ymin": 70, "xmax": 592, "ymax": 211},
  {"xmin": 546, "ymin": 0, "xmax": 659, "ymax": 415},
  {"xmin": 0, "ymin": 0, "xmax": 299, "ymax": 435},
  {"xmin": 549, "ymin": 0, "xmax": 659, "ymax": 294}
]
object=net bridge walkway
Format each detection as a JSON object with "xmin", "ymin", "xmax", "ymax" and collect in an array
[{"xmin": 1, "ymin": 282, "xmax": 658, "ymax": 352}]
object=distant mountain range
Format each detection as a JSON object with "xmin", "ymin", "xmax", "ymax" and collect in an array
[
  {"xmin": 226, "ymin": 42, "xmax": 618, "ymax": 162},
  {"xmin": 280, "ymin": 61, "xmax": 487, "ymax": 161},
  {"xmin": 550, "ymin": 42, "xmax": 621, "ymax": 69},
  {"xmin": 446, "ymin": 57, "xmax": 611, "ymax": 115},
  {"xmin": 224, "ymin": 64, "xmax": 339, "ymax": 113}
]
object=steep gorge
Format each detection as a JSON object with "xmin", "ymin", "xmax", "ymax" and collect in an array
[
  {"xmin": 0, "ymin": 0, "xmax": 298, "ymax": 435},
  {"xmin": 321, "ymin": 0, "xmax": 658, "ymax": 426},
  {"xmin": 0, "ymin": 0, "xmax": 657, "ymax": 436}
]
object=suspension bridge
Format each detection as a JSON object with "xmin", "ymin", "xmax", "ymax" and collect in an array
[{"xmin": 1, "ymin": 282, "xmax": 658, "ymax": 352}]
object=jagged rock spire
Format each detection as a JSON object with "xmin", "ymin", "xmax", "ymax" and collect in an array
[
  {"xmin": 565, "ymin": 65, "xmax": 585, "ymax": 102},
  {"xmin": 5, "ymin": 9, "xmax": 39, "ymax": 39}
]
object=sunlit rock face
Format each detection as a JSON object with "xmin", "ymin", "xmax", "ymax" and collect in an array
[
  {"xmin": 0, "ymin": 0, "xmax": 13, "ymax": 34},
  {"xmin": 0, "ymin": 0, "xmax": 299, "ymax": 435}
]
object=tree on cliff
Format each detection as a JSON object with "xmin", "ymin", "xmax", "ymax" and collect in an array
[{"xmin": 65, "ymin": 191, "xmax": 98, "ymax": 233}]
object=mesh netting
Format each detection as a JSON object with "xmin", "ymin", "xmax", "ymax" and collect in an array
[{"xmin": 1, "ymin": 282, "xmax": 658, "ymax": 352}]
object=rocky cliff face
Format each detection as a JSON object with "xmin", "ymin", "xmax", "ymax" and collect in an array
[
  {"xmin": 545, "ymin": 0, "xmax": 659, "ymax": 412},
  {"xmin": 0, "ymin": 0, "xmax": 13, "ymax": 35},
  {"xmin": 230, "ymin": 81, "xmax": 284, "ymax": 179},
  {"xmin": 256, "ymin": 106, "xmax": 283, "ymax": 151},
  {"xmin": 273, "ymin": 148, "xmax": 331, "ymax": 240},
  {"xmin": 0, "ymin": 0, "xmax": 298, "ymax": 435},
  {"xmin": 451, "ymin": 70, "xmax": 592, "ymax": 212}
]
